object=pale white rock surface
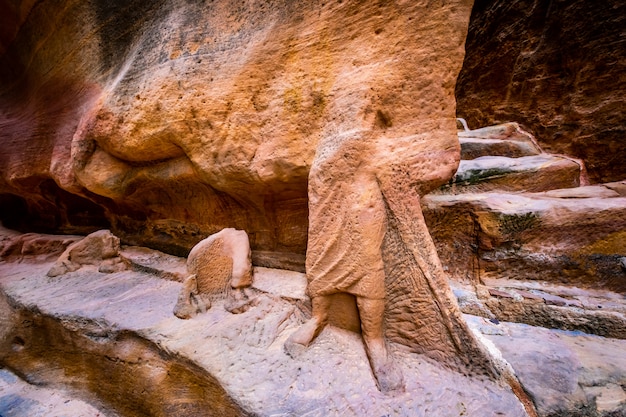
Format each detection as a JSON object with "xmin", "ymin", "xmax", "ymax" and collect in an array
[
  {"xmin": 466, "ymin": 316, "xmax": 626, "ymax": 417},
  {"xmin": 0, "ymin": 368, "xmax": 112, "ymax": 417},
  {"xmin": 0, "ymin": 259, "xmax": 526, "ymax": 417}
]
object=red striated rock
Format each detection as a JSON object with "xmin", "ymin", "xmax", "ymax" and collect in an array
[
  {"xmin": 488, "ymin": 288, "xmax": 515, "ymax": 299},
  {"xmin": 456, "ymin": 0, "xmax": 626, "ymax": 183}
]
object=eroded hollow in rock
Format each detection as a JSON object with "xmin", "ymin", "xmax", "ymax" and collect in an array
[{"xmin": 0, "ymin": 302, "xmax": 248, "ymax": 417}]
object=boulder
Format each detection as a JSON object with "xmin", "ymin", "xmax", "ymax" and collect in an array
[
  {"xmin": 0, "ymin": 230, "xmax": 80, "ymax": 262},
  {"xmin": 173, "ymin": 228, "xmax": 254, "ymax": 319},
  {"xmin": 47, "ymin": 229, "xmax": 128, "ymax": 277}
]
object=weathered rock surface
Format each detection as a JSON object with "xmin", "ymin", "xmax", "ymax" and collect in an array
[
  {"xmin": 0, "ymin": 367, "xmax": 113, "ymax": 417},
  {"xmin": 0, "ymin": 0, "xmax": 473, "ymax": 268},
  {"xmin": 47, "ymin": 229, "xmax": 128, "ymax": 277},
  {"xmin": 458, "ymin": 122, "xmax": 543, "ymax": 160},
  {"xmin": 3, "ymin": 235, "xmax": 626, "ymax": 416},
  {"xmin": 174, "ymin": 228, "xmax": 254, "ymax": 319},
  {"xmin": 456, "ymin": 0, "xmax": 626, "ymax": 183},
  {"xmin": 0, "ymin": 256, "xmax": 528, "ymax": 417},
  {"xmin": 466, "ymin": 316, "xmax": 626, "ymax": 417},
  {"xmin": 438, "ymin": 154, "xmax": 582, "ymax": 194},
  {"xmin": 0, "ymin": 225, "xmax": 80, "ymax": 262},
  {"xmin": 454, "ymin": 279, "xmax": 626, "ymax": 340},
  {"xmin": 424, "ymin": 189, "xmax": 626, "ymax": 292}
]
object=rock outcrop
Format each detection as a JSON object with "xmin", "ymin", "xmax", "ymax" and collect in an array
[
  {"xmin": 0, "ymin": 0, "xmax": 474, "ymax": 269},
  {"xmin": 47, "ymin": 229, "xmax": 128, "ymax": 277},
  {"xmin": 174, "ymin": 228, "xmax": 255, "ymax": 319},
  {"xmin": 456, "ymin": 0, "xmax": 626, "ymax": 183},
  {"xmin": 0, "ymin": 252, "xmax": 530, "ymax": 417}
]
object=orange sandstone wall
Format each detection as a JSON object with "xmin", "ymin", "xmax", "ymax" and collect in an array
[{"xmin": 0, "ymin": 0, "xmax": 473, "ymax": 267}]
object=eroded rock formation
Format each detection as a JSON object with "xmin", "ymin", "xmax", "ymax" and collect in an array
[
  {"xmin": 0, "ymin": 0, "xmax": 473, "ymax": 269},
  {"xmin": 47, "ymin": 229, "xmax": 128, "ymax": 277},
  {"xmin": 174, "ymin": 228, "xmax": 255, "ymax": 319},
  {"xmin": 456, "ymin": 0, "xmax": 626, "ymax": 183}
]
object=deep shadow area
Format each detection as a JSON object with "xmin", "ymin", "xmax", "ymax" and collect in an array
[{"xmin": 0, "ymin": 179, "xmax": 110, "ymax": 235}]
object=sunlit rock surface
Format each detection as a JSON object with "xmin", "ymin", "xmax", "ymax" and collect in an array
[{"xmin": 0, "ymin": 0, "xmax": 472, "ymax": 269}]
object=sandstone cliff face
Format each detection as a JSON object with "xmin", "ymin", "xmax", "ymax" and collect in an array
[
  {"xmin": 456, "ymin": 0, "xmax": 626, "ymax": 183},
  {"xmin": 0, "ymin": 0, "xmax": 472, "ymax": 264}
]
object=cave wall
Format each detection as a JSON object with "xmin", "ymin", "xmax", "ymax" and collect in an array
[{"xmin": 456, "ymin": 0, "xmax": 626, "ymax": 183}]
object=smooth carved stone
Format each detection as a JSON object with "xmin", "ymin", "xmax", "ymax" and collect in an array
[
  {"xmin": 46, "ymin": 230, "xmax": 128, "ymax": 277},
  {"xmin": 174, "ymin": 228, "xmax": 254, "ymax": 319}
]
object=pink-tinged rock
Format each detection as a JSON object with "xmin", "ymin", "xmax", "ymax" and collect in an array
[
  {"xmin": 0, "ymin": 0, "xmax": 475, "ymax": 269},
  {"xmin": 488, "ymin": 288, "xmax": 516, "ymax": 299},
  {"xmin": 458, "ymin": 122, "xmax": 543, "ymax": 160}
]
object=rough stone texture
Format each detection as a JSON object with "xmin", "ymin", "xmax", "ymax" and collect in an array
[
  {"xmin": 46, "ymin": 229, "xmax": 128, "ymax": 277},
  {"xmin": 0, "ymin": 0, "xmax": 474, "ymax": 269},
  {"xmin": 458, "ymin": 122, "xmax": 543, "ymax": 160},
  {"xmin": 174, "ymin": 228, "xmax": 254, "ymax": 319},
  {"xmin": 0, "ymin": 225, "xmax": 80, "ymax": 262},
  {"xmin": 461, "ymin": 278, "xmax": 626, "ymax": 340},
  {"xmin": 0, "ymin": 255, "xmax": 529, "ymax": 417},
  {"xmin": 456, "ymin": 0, "xmax": 626, "ymax": 183},
  {"xmin": 119, "ymin": 245, "xmax": 187, "ymax": 281},
  {"xmin": 438, "ymin": 154, "xmax": 582, "ymax": 194},
  {"xmin": 0, "ymin": 367, "xmax": 114, "ymax": 417},
  {"xmin": 187, "ymin": 228, "xmax": 253, "ymax": 291},
  {"xmin": 423, "ymin": 190, "xmax": 626, "ymax": 292},
  {"xmin": 466, "ymin": 316, "xmax": 626, "ymax": 417}
]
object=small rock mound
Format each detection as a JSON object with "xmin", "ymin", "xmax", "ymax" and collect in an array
[{"xmin": 47, "ymin": 230, "xmax": 128, "ymax": 277}]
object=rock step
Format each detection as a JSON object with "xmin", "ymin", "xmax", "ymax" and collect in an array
[
  {"xmin": 423, "ymin": 185, "xmax": 626, "ymax": 293},
  {"xmin": 119, "ymin": 245, "xmax": 187, "ymax": 281},
  {"xmin": 458, "ymin": 122, "xmax": 543, "ymax": 160},
  {"xmin": 436, "ymin": 154, "xmax": 583, "ymax": 194},
  {"xmin": 451, "ymin": 279, "xmax": 626, "ymax": 339},
  {"xmin": 463, "ymin": 315, "xmax": 626, "ymax": 417},
  {"xmin": 459, "ymin": 137, "xmax": 541, "ymax": 160},
  {"xmin": 458, "ymin": 122, "xmax": 538, "ymax": 142},
  {"xmin": 457, "ymin": 122, "xmax": 542, "ymax": 160},
  {"xmin": 0, "ymin": 262, "xmax": 528, "ymax": 417}
]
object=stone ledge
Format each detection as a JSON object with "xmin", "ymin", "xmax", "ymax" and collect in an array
[{"xmin": 0, "ymin": 260, "xmax": 526, "ymax": 417}]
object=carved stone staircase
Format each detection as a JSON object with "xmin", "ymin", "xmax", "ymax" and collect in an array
[{"xmin": 423, "ymin": 122, "xmax": 626, "ymax": 338}]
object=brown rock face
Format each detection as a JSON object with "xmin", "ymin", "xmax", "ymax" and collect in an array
[
  {"xmin": 0, "ymin": 0, "xmax": 473, "ymax": 266},
  {"xmin": 456, "ymin": 0, "xmax": 626, "ymax": 183}
]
